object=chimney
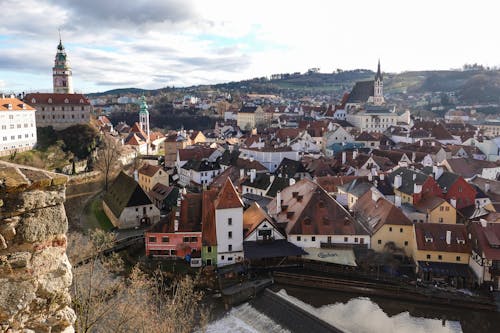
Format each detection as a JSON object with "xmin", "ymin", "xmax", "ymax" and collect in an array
[
  {"xmin": 480, "ymin": 219, "xmax": 488, "ymax": 227},
  {"xmin": 395, "ymin": 194, "xmax": 402, "ymax": 207},
  {"xmin": 432, "ymin": 165, "xmax": 443, "ymax": 180},
  {"xmin": 287, "ymin": 136, "xmax": 291, "ymax": 146},
  {"xmin": 342, "ymin": 151, "xmax": 346, "ymax": 164},
  {"xmin": 134, "ymin": 169, "xmax": 139, "ymax": 182},
  {"xmin": 240, "ymin": 168, "xmax": 245, "ymax": 179},
  {"xmin": 445, "ymin": 230, "xmax": 451, "ymax": 245},
  {"xmin": 276, "ymin": 191, "xmax": 282, "ymax": 214},
  {"xmin": 411, "ymin": 152, "xmax": 416, "ymax": 162},
  {"xmin": 289, "ymin": 178, "xmax": 296, "ymax": 186},
  {"xmin": 394, "ymin": 174, "xmax": 402, "ymax": 189},
  {"xmin": 485, "ymin": 181, "xmax": 490, "ymax": 193},
  {"xmin": 250, "ymin": 169, "xmax": 256, "ymax": 183},
  {"xmin": 414, "ymin": 183, "xmax": 422, "ymax": 194},
  {"xmin": 413, "ymin": 173, "xmax": 417, "ymax": 181},
  {"xmin": 450, "ymin": 198, "xmax": 457, "ymax": 208},
  {"xmin": 368, "ymin": 173, "xmax": 373, "ymax": 182},
  {"xmin": 371, "ymin": 188, "xmax": 381, "ymax": 202},
  {"xmin": 380, "ymin": 173, "xmax": 385, "ymax": 180},
  {"xmin": 420, "ymin": 140, "xmax": 424, "ymax": 147},
  {"xmin": 174, "ymin": 219, "xmax": 179, "ymax": 232},
  {"xmin": 353, "ymin": 150, "xmax": 358, "ymax": 160},
  {"xmin": 431, "ymin": 141, "xmax": 436, "ymax": 147}
]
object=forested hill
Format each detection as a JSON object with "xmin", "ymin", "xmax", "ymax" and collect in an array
[{"xmin": 92, "ymin": 68, "xmax": 500, "ymax": 104}]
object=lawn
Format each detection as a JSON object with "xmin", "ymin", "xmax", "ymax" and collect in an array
[{"xmin": 82, "ymin": 193, "xmax": 114, "ymax": 232}]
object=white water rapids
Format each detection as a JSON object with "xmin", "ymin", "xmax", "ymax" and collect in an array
[{"xmin": 203, "ymin": 289, "xmax": 462, "ymax": 333}]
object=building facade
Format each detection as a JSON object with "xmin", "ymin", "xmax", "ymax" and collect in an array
[{"xmin": 0, "ymin": 97, "xmax": 37, "ymax": 157}]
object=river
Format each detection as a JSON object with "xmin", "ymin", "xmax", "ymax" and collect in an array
[{"xmin": 204, "ymin": 285, "xmax": 499, "ymax": 333}]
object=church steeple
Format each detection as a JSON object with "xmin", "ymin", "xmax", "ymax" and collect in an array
[
  {"xmin": 375, "ymin": 59, "xmax": 383, "ymax": 81},
  {"xmin": 373, "ymin": 59, "xmax": 384, "ymax": 105},
  {"xmin": 139, "ymin": 95, "xmax": 150, "ymax": 146},
  {"xmin": 53, "ymin": 33, "xmax": 73, "ymax": 94}
]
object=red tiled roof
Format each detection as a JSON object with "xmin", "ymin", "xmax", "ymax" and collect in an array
[
  {"xmin": 470, "ymin": 222, "xmax": 500, "ymax": 260},
  {"xmin": 215, "ymin": 178, "xmax": 244, "ymax": 210},
  {"xmin": 415, "ymin": 223, "xmax": 469, "ymax": 253},
  {"xmin": 24, "ymin": 93, "xmax": 90, "ymax": 105},
  {"xmin": 138, "ymin": 164, "xmax": 161, "ymax": 177},
  {"xmin": 202, "ymin": 189, "xmax": 218, "ymax": 246},
  {"xmin": 353, "ymin": 190, "xmax": 412, "ymax": 233},
  {"xmin": 178, "ymin": 147, "xmax": 215, "ymax": 161},
  {"xmin": 243, "ymin": 202, "xmax": 283, "ymax": 238},
  {"xmin": 0, "ymin": 97, "xmax": 35, "ymax": 111}
]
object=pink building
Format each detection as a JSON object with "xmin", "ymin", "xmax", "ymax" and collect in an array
[{"xmin": 145, "ymin": 192, "xmax": 202, "ymax": 258}]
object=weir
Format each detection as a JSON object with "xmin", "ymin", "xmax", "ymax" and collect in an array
[{"xmin": 250, "ymin": 289, "xmax": 344, "ymax": 333}]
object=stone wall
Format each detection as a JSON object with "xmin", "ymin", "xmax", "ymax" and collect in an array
[{"xmin": 0, "ymin": 161, "xmax": 75, "ymax": 333}]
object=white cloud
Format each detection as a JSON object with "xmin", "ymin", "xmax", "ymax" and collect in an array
[{"xmin": 1, "ymin": 0, "xmax": 500, "ymax": 92}]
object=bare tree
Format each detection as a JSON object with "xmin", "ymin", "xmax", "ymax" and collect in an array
[
  {"xmin": 68, "ymin": 231, "xmax": 209, "ymax": 333},
  {"xmin": 95, "ymin": 134, "xmax": 122, "ymax": 191}
]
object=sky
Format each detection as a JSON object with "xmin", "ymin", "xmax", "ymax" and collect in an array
[{"xmin": 0, "ymin": 0, "xmax": 499, "ymax": 93}]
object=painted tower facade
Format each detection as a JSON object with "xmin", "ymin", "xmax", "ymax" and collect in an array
[
  {"xmin": 139, "ymin": 95, "xmax": 150, "ymax": 143},
  {"xmin": 373, "ymin": 60, "xmax": 384, "ymax": 105},
  {"xmin": 52, "ymin": 38, "xmax": 73, "ymax": 94}
]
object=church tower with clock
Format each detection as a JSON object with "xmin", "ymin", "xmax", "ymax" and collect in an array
[{"xmin": 52, "ymin": 36, "xmax": 73, "ymax": 94}]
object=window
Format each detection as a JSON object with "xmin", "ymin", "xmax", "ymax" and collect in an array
[
  {"xmin": 228, "ymin": 231, "xmax": 233, "ymax": 239},
  {"xmin": 148, "ymin": 237, "xmax": 156, "ymax": 243},
  {"xmin": 404, "ymin": 241, "xmax": 408, "ymax": 246},
  {"xmin": 161, "ymin": 237, "xmax": 169, "ymax": 243},
  {"xmin": 400, "ymin": 228, "xmax": 403, "ymax": 233},
  {"xmin": 458, "ymin": 186, "xmax": 463, "ymax": 193},
  {"xmin": 377, "ymin": 239, "xmax": 382, "ymax": 244},
  {"xmin": 456, "ymin": 256, "xmax": 461, "ymax": 261},
  {"xmin": 440, "ymin": 206, "xmax": 444, "ymax": 211},
  {"xmin": 438, "ymin": 255, "xmax": 442, "ymax": 260},
  {"xmin": 228, "ymin": 244, "xmax": 232, "ymax": 251},
  {"xmin": 439, "ymin": 217, "xmax": 444, "ymax": 223},
  {"xmin": 445, "ymin": 206, "xmax": 450, "ymax": 211},
  {"xmin": 344, "ymin": 237, "xmax": 348, "ymax": 242},
  {"xmin": 135, "ymin": 208, "xmax": 138, "ymax": 212},
  {"xmin": 183, "ymin": 237, "xmax": 190, "ymax": 243},
  {"xmin": 297, "ymin": 236, "xmax": 301, "ymax": 241},
  {"xmin": 311, "ymin": 236, "xmax": 316, "ymax": 242},
  {"xmin": 190, "ymin": 237, "xmax": 197, "ymax": 242},
  {"xmin": 228, "ymin": 218, "xmax": 232, "ymax": 225},
  {"xmin": 354, "ymin": 237, "xmax": 358, "ymax": 243},
  {"xmin": 389, "ymin": 227, "xmax": 392, "ymax": 232},
  {"xmin": 426, "ymin": 254, "xmax": 431, "ymax": 259},
  {"xmin": 207, "ymin": 246, "xmax": 212, "ymax": 253}
]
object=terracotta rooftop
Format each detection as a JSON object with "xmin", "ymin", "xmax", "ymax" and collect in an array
[
  {"xmin": 243, "ymin": 202, "xmax": 283, "ymax": 239},
  {"xmin": 138, "ymin": 164, "xmax": 162, "ymax": 177},
  {"xmin": 215, "ymin": 178, "xmax": 244, "ymax": 210},
  {"xmin": 0, "ymin": 97, "xmax": 35, "ymax": 111},
  {"xmin": 25, "ymin": 93, "xmax": 90, "ymax": 105},
  {"xmin": 415, "ymin": 223, "xmax": 470, "ymax": 254}
]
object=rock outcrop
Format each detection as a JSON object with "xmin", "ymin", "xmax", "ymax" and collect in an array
[{"xmin": 0, "ymin": 162, "xmax": 75, "ymax": 333}]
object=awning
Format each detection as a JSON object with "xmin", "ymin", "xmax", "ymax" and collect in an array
[
  {"xmin": 303, "ymin": 247, "xmax": 357, "ymax": 267},
  {"xmin": 418, "ymin": 261, "xmax": 471, "ymax": 278},
  {"xmin": 243, "ymin": 240, "xmax": 307, "ymax": 260}
]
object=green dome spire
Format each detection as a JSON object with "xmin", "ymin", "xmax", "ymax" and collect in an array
[{"xmin": 139, "ymin": 95, "xmax": 148, "ymax": 114}]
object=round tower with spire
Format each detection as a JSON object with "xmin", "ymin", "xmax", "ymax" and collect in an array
[
  {"xmin": 373, "ymin": 59, "xmax": 384, "ymax": 105},
  {"xmin": 53, "ymin": 32, "xmax": 73, "ymax": 94},
  {"xmin": 139, "ymin": 95, "xmax": 150, "ymax": 144}
]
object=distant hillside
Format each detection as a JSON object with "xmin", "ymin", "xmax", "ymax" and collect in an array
[
  {"xmin": 87, "ymin": 87, "xmax": 152, "ymax": 98},
  {"xmin": 90, "ymin": 69, "xmax": 500, "ymax": 104}
]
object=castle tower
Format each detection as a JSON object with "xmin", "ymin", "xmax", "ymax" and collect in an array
[
  {"xmin": 139, "ymin": 95, "xmax": 150, "ymax": 144},
  {"xmin": 373, "ymin": 59, "xmax": 384, "ymax": 105},
  {"xmin": 53, "ymin": 35, "xmax": 73, "ymax": 94}
]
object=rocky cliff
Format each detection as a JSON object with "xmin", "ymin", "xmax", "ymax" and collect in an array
[{"xmin": 0, "ymin": 162, "xmax": 75, "ymax": 333}]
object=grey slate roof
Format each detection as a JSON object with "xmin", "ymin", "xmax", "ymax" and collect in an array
[
  {"xmin": 388, "ymin": 167, "xmax": 429, "ymax": 195},
  {"xmin": 346, "ymin": 80, "xmax": 374, "ymax": 104},
  {"xmin": 103, "ymin": 172, "xmax": 152, "ymax": 218}
]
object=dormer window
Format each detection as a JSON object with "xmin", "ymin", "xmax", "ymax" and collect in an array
[
  {"xmin": 64, "ymin": 98, "xmax": 69, "ymax": 104},
  {"xmin": 424, "ymin": 232, "xmax": 433, "ymax": 243},
  {"xmin": 457, "ymin": 238, "xmax": 465, "ymax": 245},
  {"xmin": 31, "ymin": 98, "xmax": 36, "ymax": 103},
  {"xmin": 48, "ymin": 98, "xmax": 52, "ymax": 104},
  {"xmin": 80, "ymin": 99, "xmax": 84, "ymax": 104}
]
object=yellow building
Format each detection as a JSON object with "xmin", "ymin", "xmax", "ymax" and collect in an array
[
  {"xmin": 413, "ymin": 223, "xmax": 470, "ymax": 286},
  {"xmin": 415, "ymin": 196, "xmax": 456, "ymax": 224},
  {"xmin": 353, "ymin": 189, "xmax": 415, "ymax": 257},
  {"xmin": 237, "ymin": 106, "xmax": 265, "ymax": 130},
  {"xmin": 138, "ymin": 164, "xmax": 169, "ymax": 193},
  {"xmin": 188, "ymin": 130, "xmax": 206, "ymax": 145},
  {"xmin": 164, "ymin": 132, "xmax": 189, "ymax": 165}
]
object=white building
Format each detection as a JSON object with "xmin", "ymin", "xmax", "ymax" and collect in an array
[
  {"xmin": 240, "ymin": 147, "xmax": 299, "ymax": 172},
  {"xmin": 215, "ymin": 180, "xmax": 245, "ymax": 266},
  {"xmin": 0, "ymin": 96, "xmax": 37, "ymax": 157},
  {"xmin": 347, "ymin": 105, "xmax": 410, "ymax": 133}
]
